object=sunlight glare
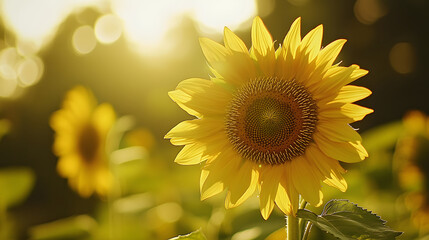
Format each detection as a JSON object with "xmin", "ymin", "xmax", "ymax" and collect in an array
[
  {"xmin": 192, "ymin": 0, "xmax": 257, "ymax": 34},
  {"xmin": 112, "ymin": 0, "xmax": 190, "ymax": 54},
  {"xmin": 1, "ymin": 0, "xmax": 103, "ymax": 51}
]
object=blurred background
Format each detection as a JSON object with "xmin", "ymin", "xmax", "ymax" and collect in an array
[{"xmin": 0, "ymin": 0, "xmax": 428, "ymax": 239}]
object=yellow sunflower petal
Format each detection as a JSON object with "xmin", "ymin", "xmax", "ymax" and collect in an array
[
  {"xmin": 94, "ymin": 168, "xmax": 112, "ymax": 196},
  {"xmin": 175, "ymin": 130, "xmax": 230, "ymax": 166},
  {"xmin": 225, "ymin": 161, "xmax": 259, "ymax": 208},
  {"xmin": 340, "ymin": 103, "xmax": 374, "ymax": 122},
  {"xmin": 201, "ymin": 148, "xmax": 240, "ymax": 200},
  {"xmin": 316, "ymin": 39, "xmax": 347, "ymax": 73},
  {"xmin": 76, "ymin": 171, "xmax": 94, "ymax": 198},
  {"xmin": 290, "ymin": 156, "xmax": 323, "ymax": 207},
  {"xmin": 169, "ymin": 78, "xmax": 232, "ymax": 118},
  {"xmin": 306, "ymin": 144, "xmax": 347, "ymax": 192},
  {"xmin": 276, "ymin": 17, "xmax": 301, "ymax": 80},
  {"xmin": 224, "ymin": 27, "xmax": 249, "ymax": 53},
  {"xmin": 298, "ymin": 24, "xmax": 323, "ymax": 63},
  {"xmin": 251, "ymin": 16, "xmax": 274, "ymax": 57},
  {"xmin": 314, "ymin": 65, "xmax": 358, "ymax": 96},
  {"xmin": 324, "ymin": 65, "xmax": 369, "ymax": 94},
  {"xmin": 319, "ymin": 103, "xmax": 374, "ymax": 123},
  {"xmin": 350, "ymin": 67, "xmax": 369, "ymax": 81},
  {"xmin": 332, "ymin": 85, "xmax": 372, "ymax": 104},
  {"xmin": 283, "ymin": 17, "xmax": 301, "ymax": 58},
  {"xmin": 165, "ymin": 118, "xmax": 224, "ymax": 145},
  {"xmin": 251, "ymin": 16, "xmax": 275, "ymax": 75},
  {"xmin": 259, "ymin": 166, "xmax": 283, "ymax": 219},
  {"xmin": 174, "ymin": 143, "xmax": 207, "ymax": 165},
  {"xmin": 52, "ymin": 136, "xmax": 74, "ymax": 156},
  {"xmin": 306, "ymin": 39, "xmax": 347, "ymax": 87},
  {"xmin": 274, "ymin": 166, "xmax": 295, "ymax": 216},
  {"xmin": 57, "ymin": 154, "xmax": 81, "ymax": 177},
  {"xmin": 318, "ymin": 85, "xmax": 372, "ymax": 106},
  {"xmin": 294, "ymin": 25, "xmax": 323, "ymax": 84},
  {"xmin": 314, "ymin": 133, "xmax": 367, "ymax": 163},
  {"xmin": 200, "ymin": 168, "xmax": 224, "ymax": 201},
  {"xmin": 92, "ymin": 103, "xmax": 116, "ymax": 134},
  {"xmin": 201, "ymin": 37, "xmax": 255, "ymax": 85},
  {"xmin": 317, "ymin": 120, "xmax": 362, "ymax": 142},
  {"xmin": 50, "ymin": 110, "xmax": 74, "ymax": 132},
  {"xmin": 63, "ymin": 86, "xmax": 95, "ymax": 124},
  {"xmin": 200, "ymin": 37, "xmax": 231, "ymax": 63},
  {"xmin": 323, "ymin": 175, "xmax": 347, "ymax": 192},
  {"xmin": 350, "ymin": 141, "xmax": 369, "ymax": 160}
]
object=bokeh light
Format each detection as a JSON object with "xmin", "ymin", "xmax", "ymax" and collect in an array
[
  {"xmin": 0, "ymin": 47, "xmax": 18, "ymax": 80},
  {"xmin": 94, "ymin": 14, "xmax": 123, "ymax": 44},
  {"xmin": 155, "ymin": 202, "xmax": 183, "ymax": 223},
  {"xmin": 17, "ymin": 57, "xmax": 43, "ymax": 87},
  {"xmin": 72, "ymin": 25, "xmax": 97, "ymax": 55},
  {"xmin": 389, "ymin": 42, "xmax": 416, "ymax": 74},
  {"xmin": 0, "ymin": 47, "xmax": 43, "ymax": 97},
  {"xmin": 0, "ymin": 0, "xmax": 102, "ymax": 51},
  {"xmin": 354, "ymin": 0, "xmax": 388, "ymax": 25}
]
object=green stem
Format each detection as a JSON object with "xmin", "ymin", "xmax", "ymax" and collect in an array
[
  {"xmin": 302, "ymin": 222, "xmax": 312, "ymax": 240},
  {"xmin": 287, "ymin": 214, "xmax": 300, "ymax": 240},
  {"xmin": 298, "ymin": 200, "xmax": 307, "ymax": 237}
]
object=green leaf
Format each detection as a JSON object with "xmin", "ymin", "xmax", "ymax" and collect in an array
[
  {"xmin": 297, "ymin": 200, "xmax": 402, "ymax": 240},
  {"xmin": 0, "ymin": 167, "xmax": 35, "ymax": 209},
  {"xmin": 29, "ymin": 215, "xmax": 97, "ymax": 240},
  {"xmin": 169, "ymin": 229, "xmax": 207, "ymax": 240}
]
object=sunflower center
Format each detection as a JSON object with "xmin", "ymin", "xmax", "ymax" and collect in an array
[
  {"xmin": 78, "ymin": 123, "xmax": 100, "ymax": 163},
  {"xmin": 225, "ymin": 77, "xmax": 318, "ymax": 165}
]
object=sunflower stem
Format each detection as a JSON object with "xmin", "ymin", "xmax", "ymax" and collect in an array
[
  {"xmin": 302, "ymin": 222, "xmax": 313, "ymax": 240},
  {"xmin": 298, "ymin": 200, "xmax": 308, "ymax": 237},
  {"xmin": 287, "ymin": 214, "xmax": 300, "ymax": 240}
]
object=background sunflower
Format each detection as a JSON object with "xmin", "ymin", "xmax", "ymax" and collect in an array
[{"xmin": 50, "ymin": 85, "xmax": 116, "ymax": 198}]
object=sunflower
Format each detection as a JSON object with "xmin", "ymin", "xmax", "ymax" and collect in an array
[
  {"xmin": 166, "ymin": 17, "xmax": 372, "ymax": 219},
  {"xmin": 50, "ymin": 86, "xmax": 116, "ymax": 198}
]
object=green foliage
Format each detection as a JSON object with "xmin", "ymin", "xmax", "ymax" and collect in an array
[
  {"xmin": 29, "ymin": 215, "xmax": 96, "ymax": 240},
  {"xmin": 169, "ymin": 229, "xmax": 207, "ymax": 240},
  {"xmin": 297, "ymin": 200, "xmax": 402, "ymax": 240},
  {"xmin": 0, "ymin": 167, "xmax": 35, "ymax": 209},
  {"xmin": 0, "ymin": 119, "xmax": 10, "ymax": 141},
  {"xmin": 361, "ymin": 121, "xmax": 403, "ymax": 152}
]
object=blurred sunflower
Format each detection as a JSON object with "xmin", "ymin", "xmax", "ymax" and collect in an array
[
  {"xmin": 166, "ymin": 17, "xmax": 372, "ymax": 219},
  {"xmin": 50, "ymin": 86, "xmax": 116, "ymax": 198},
  {"xmin": 395, "ymin": 111, "xmax": 429, "ymax": 233}
]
